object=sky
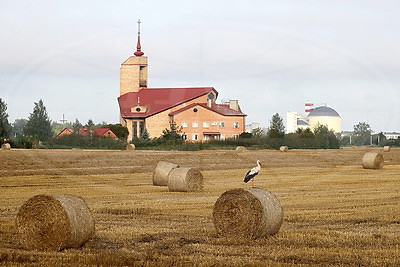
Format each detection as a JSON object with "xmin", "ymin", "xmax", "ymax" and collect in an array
[{"xmin": 1, "ymin": 0, "xmax": 399, "ymax": 132}]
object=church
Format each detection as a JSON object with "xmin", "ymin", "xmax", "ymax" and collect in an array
[{"xmin": 118, "ymin": 22, "xmax": 246, "ymax": 142}]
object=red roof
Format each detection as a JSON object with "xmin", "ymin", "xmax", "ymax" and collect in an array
[
  {"xmin": 80, "ymin": 128, "xmax": 115, "ymax": 137},
  {"xmin": 118, "ymin": 87, "xmax": 217, "ymax": 118},
  {"xmin": 169, "ymin": 102, "xmax": 246, "ymax": 117},
  {"xmin": 56, "ymin": 128, "xmax": 117, "ymax": 138}
]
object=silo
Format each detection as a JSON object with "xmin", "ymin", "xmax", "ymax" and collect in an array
[{"xmin": 307, "ymin": 106, "xmax": 341, "ymax": 133}]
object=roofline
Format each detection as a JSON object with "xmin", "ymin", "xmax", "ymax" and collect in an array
[
  {"xmin": 168, "ymin": 102, "xmax": 247, "ymax": 117},
  {"xmin": 119, "ymin": 87, "xmax": 219, "ymax": 119}
]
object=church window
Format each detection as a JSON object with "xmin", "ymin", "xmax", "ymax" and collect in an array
[{"xmin": 132, "ymin": 122, "xmax": 138, "ymax": 138}]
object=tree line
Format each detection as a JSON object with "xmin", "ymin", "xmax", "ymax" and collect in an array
[
  {"xmin": 0, "ymin": 98, "xmax": 128, "ymax": 149},
  {"xmin": 1, "ymin": 98, "xmax": 397, "ymax": 150}
]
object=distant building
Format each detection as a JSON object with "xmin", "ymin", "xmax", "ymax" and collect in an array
[
  {"xmin": 308, "ymin": 106, "xmax": 341, "ymax": 133},
  {"xmin": 286, "ymin": 112, "xmax": 309, "ymax": 133},
  {"xmin": 286, "ymin": 104, "xmax": 341, "ymax": 133},
  {"xmin": 245, "ymin": 122, "xmax": 261, "ymax": 132},
  {"xmin": 117, "ymin": 22, "xmax": 246, "ymax": 142},
  {"xmin": 56, "ymin": 128, "xmax": 118, "ymax": 139},
  {"xmin": 382, "ymin": 132, "xmax": 400, "ymax": 140}
]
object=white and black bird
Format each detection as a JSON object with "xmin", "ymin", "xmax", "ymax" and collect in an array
[{"xmin": 244, "ymin": 160, "xmax": 262, "ymax": 188}]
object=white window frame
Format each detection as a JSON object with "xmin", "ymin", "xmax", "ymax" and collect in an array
[
  {"xmin": 192, "ymin": 121, "xmax": 198, "ymax": 128},
  {"xmin": 181, "ymin": 121, "xmax": 188, "ymax": 128},
  {"xmin": 203, "ymin": 121, "xmax": 209, "ymax": 128},
  {"xmin": 219, "ymin": 121, "xmax": 225, "ymax": 128},
  {"xmin": 211, "ymin": 121, "xmax": 218, "ymax": 126},
  {"xmin": 192, "ymin": 134, "xmax": 198, "ymax": 141},
  {"xmin": 232, "ymin": 134, "xmax": 239, "ymax": 139},
  {"xmin": 233, "ymin": 122, "xmax": 239, "ymax": 128}
]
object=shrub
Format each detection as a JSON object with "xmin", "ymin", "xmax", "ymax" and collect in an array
[{"xmin": 45, "ymin": 135, "xmax": 128, "ymax": 150}]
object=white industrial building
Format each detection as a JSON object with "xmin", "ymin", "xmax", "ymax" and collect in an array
[{"xmin": 287, "ymin": 103, "xmax": 341, "ymax": 134}]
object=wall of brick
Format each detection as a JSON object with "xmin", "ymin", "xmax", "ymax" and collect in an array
[
  {"xmin": 171, "ymin": 105, "xmax": 245, "ymax": 141},
  {"xmin": 120, "ymin": 56, "xmax": 148, "ymax": 95}
]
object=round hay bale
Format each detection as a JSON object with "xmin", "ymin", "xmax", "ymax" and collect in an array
[
  {"xmin": 235, "ymin": 146, "xmax": 248, "ymax": 152},
  {"xmin": 153, "ymin": 161, "xmax": 179, "ymax": 186},
  {"xmin": 167, "ymin": 167, "xmax": 203, "ymax": 192},
  {"xmin": 362, "ymin": 152, "xmax": 384, "ymax": 169},
  {"xmin": 213, "ymin": 188, "xmax": 283, "ymax": 239},
  {"xmin": 16, "ymin": 194, "xmax": 95, "ymax": 251},
  {"xmin": 279, "ymin": 146, "xmax": 288, "ymax": 152},
  {"xmin": 126, "ymin": 144, "xmax": 135, "ymax": 151},
  {"xmin": 383, "ymin": 146, "xmax": 390, "ymax": 152},
  {"xmin": 1, "ymin": 143, "xmax": 11, "ymax": 150}
]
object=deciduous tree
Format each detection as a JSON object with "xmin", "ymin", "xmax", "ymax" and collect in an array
[
  {"xmin": 12, "ymin": 119, "xmax": 28, "ymax": 139},
  {"xmin": 353, "ymin": 122, "xmax": 372, "ymax": 146}
]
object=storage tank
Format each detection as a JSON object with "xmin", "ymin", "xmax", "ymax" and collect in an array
[{"xmin": 307, "ymin": 106, "xmax": 341, "ymax": 133}]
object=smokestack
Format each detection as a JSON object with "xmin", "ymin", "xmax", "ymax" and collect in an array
[
  {"xmin": 229, "ymin": 100, "xmax": 239, "ymax": 111},
  {"xmin": 305, "ymin": 102, "xmax": 314, "ymax": 114},
  {"xmin": 207, "ymin": 98, "xmax": 212, "ymax": 108}
]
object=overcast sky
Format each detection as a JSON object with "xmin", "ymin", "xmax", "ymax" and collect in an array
[{"xmin": 1, "ymin": 0, "xmax": 399, "ymax": 132}]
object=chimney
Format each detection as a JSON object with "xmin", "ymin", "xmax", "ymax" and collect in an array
[
  {"xmin": 207, "ymin": 98, "xmax": 212, "ymax": 108},
  {"xmin": 229, "ymin": 100, "xmax": 239, "ymax": 111}
]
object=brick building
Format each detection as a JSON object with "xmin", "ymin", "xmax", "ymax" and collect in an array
[{"xmin": 118, "ymin": 22, "xmax": 246, "ymax": 142}]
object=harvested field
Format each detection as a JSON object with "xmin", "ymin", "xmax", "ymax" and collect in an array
[{"xmin": 0, "ymin": 147, "xmax": 399, "ymax": 266}]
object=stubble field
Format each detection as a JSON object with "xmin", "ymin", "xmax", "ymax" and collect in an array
[{"xmin": 0, "ymin": 147, "xmax": 399, "ymax": 266}]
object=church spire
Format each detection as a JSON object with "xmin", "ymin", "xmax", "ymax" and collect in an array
[{"xmin": 134, "ymin": 19, "xmax": 144, "ymax": 57}]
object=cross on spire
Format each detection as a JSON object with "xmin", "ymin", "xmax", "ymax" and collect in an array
[
  {"xmin": 137, "ymin": 19, "xmax": 141, "ymax": 35},
  {"xmin": 60, "ymin": 114, "xmax": 68, "ymax": 124},
  {"xmin": 134, "ymin": 19, "xmax": 144, "ymax": 57}
]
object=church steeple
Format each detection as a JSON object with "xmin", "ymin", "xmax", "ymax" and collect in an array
[
  {"xmin": 134, "ymin": 19, "xmax": 144, "ymax": 57},
  {"xmin": 120, "ymin": 19, "xmax": 148, "ymax": 95}
]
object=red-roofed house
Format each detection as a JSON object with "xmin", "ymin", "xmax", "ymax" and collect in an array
[
  {"xmin": 56, "ymin": 128, "xmax": 118, "ymax": 139},
  {"xmin": 118, "ymin": 23, "xmax": 246, "ymax": 141}
]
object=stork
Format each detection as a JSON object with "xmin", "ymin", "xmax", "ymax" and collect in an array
[{"xmin": 244, "ymin": 160, "xmax": 262, "ymax": 188}]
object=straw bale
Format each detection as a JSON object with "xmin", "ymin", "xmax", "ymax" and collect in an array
[
  {"xmin": 235, "ymin": 146, "xmax": 248, "ymax": 152},
  {"xmin": 279, "ymin": 146, "xmax": 288, "ymax": 152},
  {"xmin": 153, "ymin": 161, "xmax": 179, "ymax": 186},
  {"xmin": 213, "ymin": 188, "xmax": 283, "ymax": 239},
  {"xmin": 16, "ymin": 194, "xmax": 95, "ymax": 251},
  {"xmin": 167, "ymin": 167, "xmax": 203, "ymax": 192},
  {"xmin": 383, "ymin": 146, "xmax": 390, "ymax": 152},
  {"xmin": 1, "ymin": 143, "xmax": 11, "ymax": 150},
  {"xmin": 362, "ymin": 152, "xmax": 384, "ymax": 169},
  {"xmin": 126, "ymin": 144, "xmax": 135, "ymax": 151}
]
